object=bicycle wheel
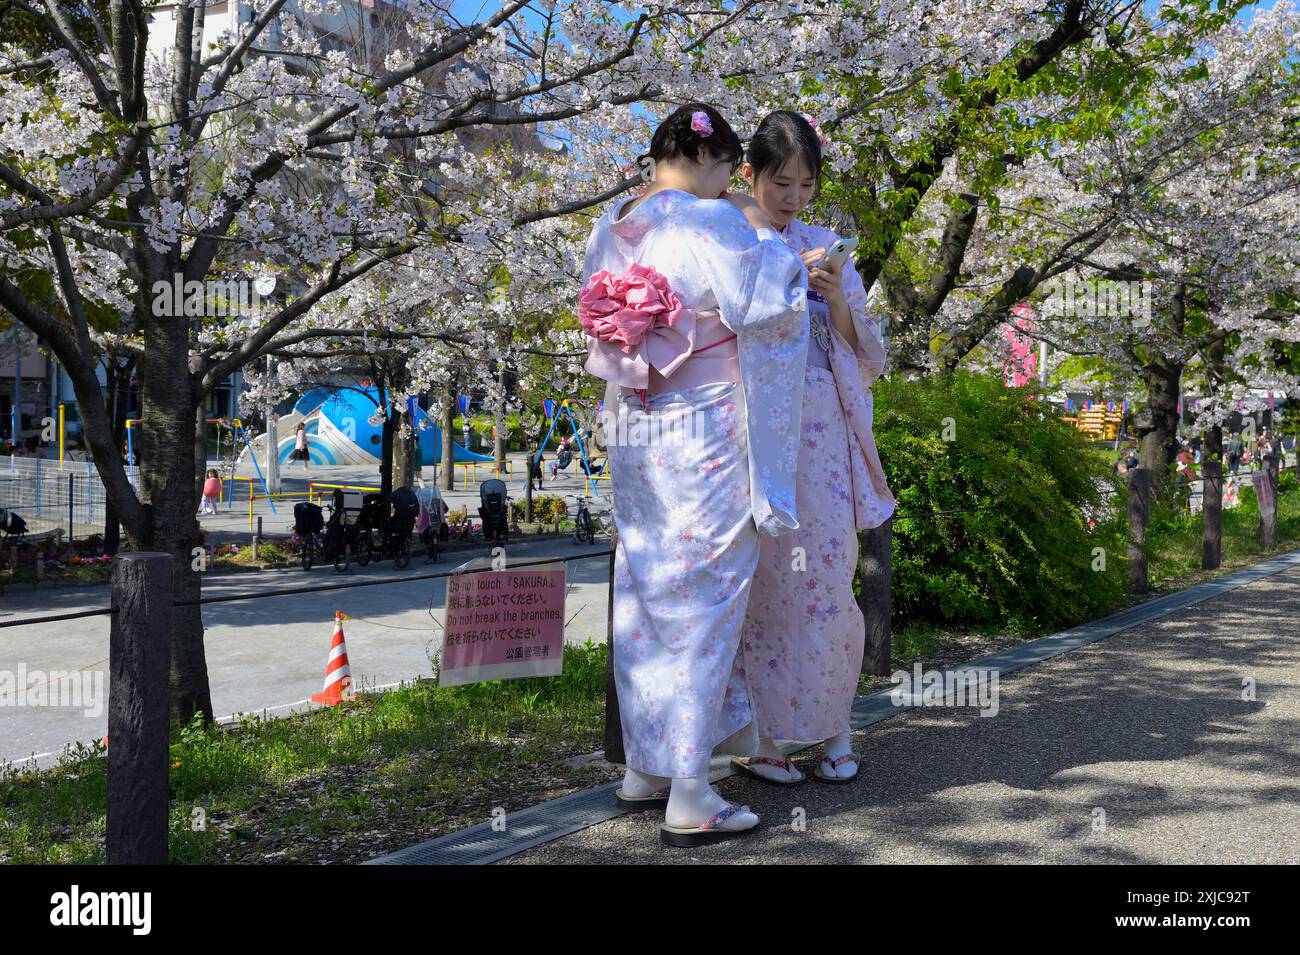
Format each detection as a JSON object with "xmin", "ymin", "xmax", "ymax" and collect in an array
[
  {"xmin": 394, "ymin": 536, "xmax": 410, "ymax": 569},
  {"xmin": 302, "ymin": 537, "xmax": 314, "ymax": 571},
  {"xmin": 356, "ymin": 529, "xmax": 372, "ymax": 566},
  {"xmin": 579, "ymin": 510, "xmax": 594, "ymax": 543},
  {"xmin": 333, "ymin": 542, "xmax": 349, "ymax": 573}
]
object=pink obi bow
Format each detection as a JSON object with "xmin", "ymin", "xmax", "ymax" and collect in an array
[{"xmin": 580, "ymin": 263, "xmax": 699, "ymax": 390}]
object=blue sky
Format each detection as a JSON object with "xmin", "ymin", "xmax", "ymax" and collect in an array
[{"xmin": 448, "ymin": 1, "xmax": 1284, "ymax": 30}]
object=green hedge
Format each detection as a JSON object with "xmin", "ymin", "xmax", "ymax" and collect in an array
[{"xmin": 870, "ymin": 371, "xmax": 1128, "ymax": 632}]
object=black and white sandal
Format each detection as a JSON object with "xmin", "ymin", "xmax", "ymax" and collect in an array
[
  {"xmin": 660, "ymin": 801, "xmax": 758, "ymax": 847},
  {"xmin": 615, "ymin": 786, "xmax": 670, "ymax": 811}
]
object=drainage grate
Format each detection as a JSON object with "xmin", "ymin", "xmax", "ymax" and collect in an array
[
  {"xmin": 367, "ymin": 546, "xmax": 1300, "ymax": 865},
  {"xmin": 365, "ymin": 780, "xmax": 626, "ymax": 865}
]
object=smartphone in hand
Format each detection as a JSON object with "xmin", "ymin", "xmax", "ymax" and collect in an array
[{"xmin": 816, "ymin": 237, "xmax": 859, "ymax": 272}]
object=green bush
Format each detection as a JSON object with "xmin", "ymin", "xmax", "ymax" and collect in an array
[
  {"xmin": 512, "ymin": 495, "xmax": 567, "ymax": 523},
  {"xmin": 870, "ymin": 371, "xmax": 1128, "ymax": 632}
]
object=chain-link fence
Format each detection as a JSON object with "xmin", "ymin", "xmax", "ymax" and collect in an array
[{"xmin": 0, "ymin": 455, "xmax": 134, "ymax": 541}]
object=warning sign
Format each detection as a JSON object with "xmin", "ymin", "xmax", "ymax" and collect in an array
[{"xmin": 438, "ymin": 559, "xmax": 565, "ymax": 686}]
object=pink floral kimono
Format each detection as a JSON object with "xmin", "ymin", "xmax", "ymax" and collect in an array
[
  {"xmin": 740, "ymin": 216, "xmax": 896, "ymax": 741},
  {"xmin": 581, "ymin": 188, "xmax": 808, "ymax": 778}
]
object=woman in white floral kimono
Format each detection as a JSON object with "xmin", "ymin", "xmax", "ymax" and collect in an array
[
  {"xmin": 579, "ymin": 103, "xmax": 808, "ymax": 846},
  {"xmin": 731, "ymin": 111, "xmax": 896, "ymax": 787}
]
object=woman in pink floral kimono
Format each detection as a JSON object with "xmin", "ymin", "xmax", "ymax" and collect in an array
[
  {"xmin": 579, "ymin": 104, "xmax": 809, "ymax": 845},
  {"xmin": 732, "ymin": 111, "xmax": 896, "ymax": 786}
]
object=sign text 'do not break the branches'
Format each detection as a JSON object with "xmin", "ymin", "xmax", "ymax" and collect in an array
[{"xmin": 439, "ymin": 562, "xmax": 565, "ymax": 686}]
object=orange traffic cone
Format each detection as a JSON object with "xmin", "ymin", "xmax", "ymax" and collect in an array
[{"xmin": 311, "ymin": 612, "xmax": 355, "ymax": 706}]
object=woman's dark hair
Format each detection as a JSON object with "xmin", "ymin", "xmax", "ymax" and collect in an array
[
  {"xmin": 748, "ymin": 110, "xmax": 822, "ymax": 191},
  {"xmin": 638, "ymin": 103, "xmax": 743, "ymax": 172}
]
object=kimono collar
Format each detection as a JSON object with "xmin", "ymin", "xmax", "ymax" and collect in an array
[
  {"xmin": 778, "ymin": 216, "xmax": 810, "ymax": 247},
  {"xmin": 610, "ymin": 188, "xmax": 696, "ymax": 241}
]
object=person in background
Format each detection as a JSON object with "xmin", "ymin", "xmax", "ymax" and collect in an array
[
  {"xmin": 199, "ymin": 468, "xmax": 222, "ymax": 515},
  {"xmin": 1225, "ymin": 432, "xmax": 1243, "ymax": 474},
  {"xmin": 292, "ymin": 421, "xmax": 310, "ymax": 468}
]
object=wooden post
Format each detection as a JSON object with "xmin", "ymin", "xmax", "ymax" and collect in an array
[
  {"xmin": 1258, "ymin": 454, "xmax": 1279, "ymax": 551},
  {"xmin": 1126, "ymin": 467, "xmax": 1152, "ymax": 593},
  {"xmin": 859, "ymin": 517, "xmax": 893, "ymax": 675},
  {"xmin": 603, "ymin": 526, "xmax": 624, "ymax": 764},
  {"xmin": 107, "ymin": 552, "xmax": 172, "ymax": 864},
  {"xmin": 1201, "ymin": 460, "xmax": 1223, "ymax": 570}
]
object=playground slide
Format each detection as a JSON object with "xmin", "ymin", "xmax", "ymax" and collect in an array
[{"xmin": 241, "ymin": 386, "xmax": 493, "ymax": 468}]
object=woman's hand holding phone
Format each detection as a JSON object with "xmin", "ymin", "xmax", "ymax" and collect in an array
[{"xmin": 800, "ymin": 247, "xmax": 847, "ymax": 305}]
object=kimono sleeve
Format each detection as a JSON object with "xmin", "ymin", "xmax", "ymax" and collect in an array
[
  {"xmin": 840, "ymin": 251, "xmax": 889, "ymax": 387},
  {"xmin": 683, "ymin": 200, "xmax": 807, "ymax": 333},
  {"xmin": 682, "ymin": 199, "xmax": 809, "ymax": 536}
]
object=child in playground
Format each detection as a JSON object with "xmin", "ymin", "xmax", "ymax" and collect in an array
[
  {"xmin": 199, "ymin": 469, "xmax": 221, "ymax": 515},
  {"xmin": 550, "ymin": 439, "xmax": 574, "ymax": 479}
]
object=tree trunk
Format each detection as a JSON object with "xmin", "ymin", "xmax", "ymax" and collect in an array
[
  {"xmin": 138, "ymin": 338, "xmax": 213, "ymax": 725},
  {"xmin": 858, "ymin": 518, "xmax": 893, "ymax": 675},
  {"xmin": 603, "ymin": 524, "xmax": 624, "ymax": 763},
  {"xmin": 1134, "ymin": 358, "xmax": 1181, "ymax": 501},
  {"xmin": 1201, "ymin": 460, "xmax": 1223, "ymax": 570},
  {"xmin": 494, "ymin": 362, "xmax": 508, "ymax": 477},
  {"xmin": 102, "ymin": 358, "xmax": 132, "ymax": 555},
  {"xmin": 1134, "ymin": 283, "xmax": 1187, "ymax": 502},
  {"xmin": 1202, "ymin": 329, "xmax": 1226, "ymax": 571},
  {"xmin": 395, "ymin": 407, "xmax": 416, "ymax": 490},
  {"xmin": 1126, "ymin": 467, "xmax": 1151, "ymax": 594},
  {"xmin": 524, "ymin": 438, "xmax": 535, "ymax": 523},
  {"xmin": 372, "ymin": 378, "xmax": 392, "ymax": 501},
  {"xmin": 440, "ymin": 391, "xmax": 455, "ymax": 492},
  {"xmin": 380, "ymin": 412, "xmax": 395, "ymax": 500}
]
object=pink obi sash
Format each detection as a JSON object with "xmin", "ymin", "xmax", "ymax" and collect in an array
[{"xmin": 584, "ymin": 308, "xmax": 738, "ymax": 406}]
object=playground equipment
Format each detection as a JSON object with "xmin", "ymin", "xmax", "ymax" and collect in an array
[
  {"xmin": 241, "ymin": 387, "xmax": 493, "ymax": 469},
  {"xmin": 126, "ymin": 417, "xmax": 275, "ymax": 512},
  {"xmin": 1061, "ymin": 401, "xmax": 1125, "ymax": 442},
  {"xmin": 533, "ymin": 398, "xmax": 604, "ymax": 496}
]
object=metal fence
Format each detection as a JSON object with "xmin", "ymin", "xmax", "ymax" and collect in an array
[{"xmin": 0, "ymin": 455, "xmax": 133, "ymax": 541}]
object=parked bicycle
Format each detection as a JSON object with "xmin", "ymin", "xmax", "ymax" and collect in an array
[{"xmin": 567, "ymin": 494, "xmax": 597, "ymax": 544}]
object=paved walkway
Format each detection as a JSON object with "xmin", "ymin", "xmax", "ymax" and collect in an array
[{"xmin": 491, "ymin": 555, "xmax": 1300, "ymax": 864}]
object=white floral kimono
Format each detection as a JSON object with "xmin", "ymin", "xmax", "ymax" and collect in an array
[{"xmin": 582, "ymin": 188, "xmax": 808, "ymax": 778}]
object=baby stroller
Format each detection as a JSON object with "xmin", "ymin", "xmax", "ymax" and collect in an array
[
  {"xmin": 353, "ymin": 492, "xmax": 389, "ymax": 566},
  {"xmin": 478, "ymin": 478, "xmax": 510, "ymax": 545},
  {"xmin": 389, "ymin": 486, "xmax": 419, "ymax": 569},
  {"xmin": 415, "ymin": 485, "xmax": 447, "ymax": 562},
  {"xmin": 0, "ymin": 507, "xmax": 25, "ymax": 574},
  {"xmin": 0, "ymin": 507, "xmax": 27, "ymax": 540},
  {"xmin": 296, "ymin": 494, "xmax": 349, "ymax": 572},
  {"xmin": 293, "ymin": 501, "xmax": 324, "ymax": 571}
]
